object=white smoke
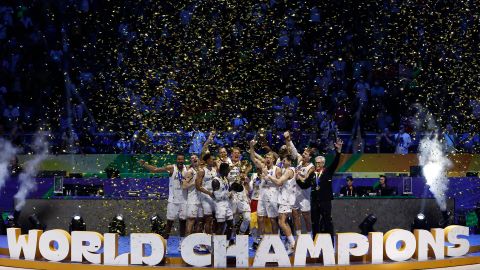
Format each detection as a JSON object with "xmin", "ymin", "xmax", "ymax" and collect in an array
[
  {"xmin": 418, "ymin": 135, "xmax": 452, "ymax": 211},
  {"xmin": 14, "ymin": 133, "xmax": 49, "ymax": 211},
  {"xmin": 0, "ymin": 139, "xmax": 18, "ymax": 192},
  {"xmin": 412, "ymin": 103, "xmax": 438, "ymax": 132}
]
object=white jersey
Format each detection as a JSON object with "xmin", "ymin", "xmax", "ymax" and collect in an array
[
  {"xmin": 213, "ymin": 177, "xmax": 230, "ymax": 202},
  {"xmin": 227, "ymin": 162, "xmax": 241, "ymax": 184},
  {"xmin": 259, "ymin": 165, "xmax": 279, "ymax": 202},
  {"xmin": 214, "ymin": 176, "xmax": 231, "ymax": 209},
  {"xmin": 168, "ymin": 165, "xmax": 188, "ymax": 203},
  {"xmin": 202, "ymin": 166, "xmax": 217, "ymax": 193},
  {"xmin": 186, "ymin": 167, "xmax": 199, "ymax": 204},
  {"xmin": 295, "ymin": 163, "xmax": 314, "ymax": 200},
  {"xmin": 217, "ymin": 157, "xmax": 232, "ymax": 166},
  {"xmin": 227, "ymin": 162, "xmax": 247, "ymax": 202},
  {"xmin": 250, "ymin": 173, "xmax": 261, "ymax": 200},
  {"xmin": 278, "ymin": 167, "xmax": 296, "ymax": 206},
  {"xmin": 275, "ymin": 158, "xmax": 283, "ymax": 167},
  {"xmin": 214, "ymin": 176, "xmax": 233, "ymax": 220}
]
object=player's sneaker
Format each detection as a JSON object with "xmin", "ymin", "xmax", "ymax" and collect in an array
[
  {"xmin": 251, "ymin": 241, "xmax": 259, "ymax": 250},
  {"xmin": 286, "ymin": 244, "xmax": 294, "ymax": 255}
]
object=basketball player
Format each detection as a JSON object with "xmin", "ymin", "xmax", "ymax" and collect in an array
[
  {"xmin": 265, "ymin": 155, "xmax": 297, "ymax": 254},
  {"xmin": 284, "ymin": 131, "xmax": 314, "ymax": 237},
  {"xmin": 248, "ymin": 171, "xmax": 261, "ymax": 243},
  {"xmin": 227, "ymin": 147, "xmax": 252, "ymax": 238},
  {"xmin": 195, "ymin": 153, "xmax": 217, "ymax": 238},
  {"xmin": 138, "ymin": 154, "xmax": 187, "ymax": 239},
  {"xmin": 212, "ymin": 163, "xmax": 234, "ymax": 237},
  {"xmin": 254, "ymin": 145, "xmax": 288, "ymax": 167},
  {"xmin": 217, "ymin": 147, "xmax": 232, "ymax": 166},
  {"xmin": 200, "ymin": 131, "xmax": 215, "ymax": 159},
  {"xmin": 182, "ymin": 154, "xmax": 203, "ymax": 236},
  {"xmin": 249, "ymin": 139, "xmax": 281, "ymax": 248}
]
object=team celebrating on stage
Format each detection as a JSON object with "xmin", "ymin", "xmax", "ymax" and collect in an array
[{"xmin": 138, "ymin": 131, "xmax": 343, "ymax": 254}]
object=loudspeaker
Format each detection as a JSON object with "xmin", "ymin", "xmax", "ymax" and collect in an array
[
  {"xmin": 410, "ymin": 166, "xmax": 422, "ymax": 177},
  {"xmin": 466, "ymin": 171, "xmax": 478, "ymax": 177}
]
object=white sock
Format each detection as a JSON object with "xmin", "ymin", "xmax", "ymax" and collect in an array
[
  {"xmin": 296, "ymin": 230, "xmax": 302, "ymax": 236},
  {"xmin": 287, "ymin": 235, "xmax": 295, "ymax": 246},
  {"xmin": 240, "ymin": 219, "xmax": 249, "ymax": 234}
]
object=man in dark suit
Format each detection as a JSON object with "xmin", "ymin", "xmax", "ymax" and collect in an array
[
  {"xmin": 340, "ymin": 176, "xmax": 357, "ymax": 197},
  {"xmin": 374, "ymin": 175, "xmax": 394, "ymax": 196},
  {"xmin": 296, "ymin": 138, "xmax": 343, "ymax": 239}
]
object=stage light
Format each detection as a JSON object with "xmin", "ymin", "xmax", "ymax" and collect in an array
[
  {"xmin": 69, "ymin": 214, "xmax": 86, "ymax": 232},
  {"xmin": 359, "ymin": 214, "xmax": 377, "ymax": 235},
  {"xmin": 109, "ymin": 214, "xmax": 126, "ymax": 236},
  {"xmin": 439, "ymin": 210, "xmax": 452, "ymax": 228},
  {"xmin": 28, "ymin": 214, "xmax": 46, "ymax": 230},
  {"xmin": 4, "ymin": 210, "xmax": 20, "ymax": 229},
  {"xmin": 411, "ymin": 213, "xmax": 429, "ymax": 231},
  {"xmin": 6, "ymin": 214, "xmax": 16, "ymax": 228},
  {"xmin": 150, "ymin": 214, "xmax": 165, "ymax": 235}
]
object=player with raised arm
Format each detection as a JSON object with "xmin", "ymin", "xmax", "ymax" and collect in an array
[
  {"xmin": 249, "ymin": 139, "xmax": 281, "ymax": 249},
  {"xmin": 284, "ymin": 131, "xmax": 315, "ymax": 237},
  {"xmin": 182, "ymin": 154, "xmax": 203, "ymax": 237},
  {"xmin": 265, "ymin": 154, "xmax": 297, "ymax": 254},
  {"xmin": 138, "ymin": 154, "xmax": 187, "ymax": 240},
  {"xmin": 200, "ymin": 131, "xmax": 216, "ymax": 160}
]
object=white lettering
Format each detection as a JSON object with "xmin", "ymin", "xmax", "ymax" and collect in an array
[
  {"xmin": 368, "ymin": 232, "xmax": 384, "ymax": 263},
  {"xmin": 38, "ymin": 230, "xmax": 70, "ymax": 262},
  {"xmin": 294, "ymin": 234, "xmax": 335, "ymax": 266},
  {"xmin": 130, "ymin": 233, "xmax": 165, "ymax": 266},
  {"xmin": 336, "ymin": 233, "xmax": 369, "ymax": 265},
  {"xmin": 253, "ymin": 235, "xmax": 291, "ymax": 267},
  {"xmin": 7, "ymin": 228, "xmax": 42, "ymax": 260},
  {"xmin": 71, "ymin": 231, "xmax": 103, "ymax": 264},
  {"xmin": 181, "ymin": 233, "xmax": 212, "ymax": 267},
  {"xmin": 213, "ymin": 235, "xmax": 249, "ymax": 267},
  {"xmin": 445, "ymin": 225, "xmax": 470, "ymax": 257},
  {"xmin": 414, "ymin": 229, "xmax": 444, "ymax": 261},
  {"xmin": 384, "ymin": 229, "xmax": 416, "ymax": 262},
  {"xmin": 104, "ymin": 233, "xmax": 130, "ymax": 265}
]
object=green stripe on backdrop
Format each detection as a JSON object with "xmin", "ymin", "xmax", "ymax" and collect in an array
[
  {"xmin": 114, "ymin": 154, "xmax": 176, "ymax": 172},
  {"xmin": 42, "ymin": 187, "xmax": 54, "ymax": 199},
  {"xmin": 18, "ymin": 154, "xmax": 118, "ymax": 174},
  {"xmin": 337, "ymin": 153, "xmax": 362, "ymax": 173}
]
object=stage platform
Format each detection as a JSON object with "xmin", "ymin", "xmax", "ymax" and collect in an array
[
  {"xmin": 14, "ymin": 197, "xmax": 455, "ymax": 235},
  {"xmin": 0, "ymin": 235, "xmax": 479, "ymax": 269}
]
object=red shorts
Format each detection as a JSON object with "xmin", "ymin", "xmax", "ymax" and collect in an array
[{"xmin": 250, "ymin": 199, "xmax": 258, "ymax": 213}]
